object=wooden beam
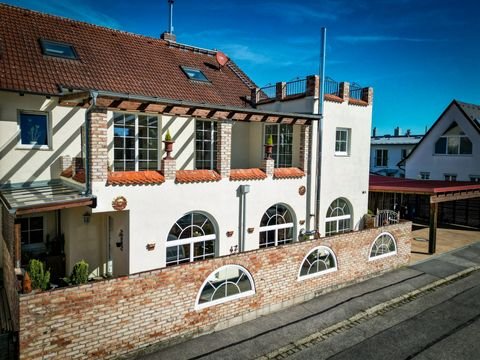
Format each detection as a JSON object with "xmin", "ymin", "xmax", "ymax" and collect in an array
[
  {"xmin": 428, "ymin": 201, "xmax": 438, "ymax": 254},
  {"xmin": 430, "ymin": 190, "xmax": 480, "ymax": 203},
  {"xmin": 15, "ymin": 199, "xmax": 94, "ymax": 216},
  {"xmin": 59, "ymin": 91, "xmax": 90, "ymax": 103}
]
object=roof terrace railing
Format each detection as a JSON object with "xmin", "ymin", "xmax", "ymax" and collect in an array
[
  {"xmin": 285, "ymin": 78, "xmax": 307, "ymax": 97},
  {"xmin": 349, "ymin": 82, "xmax": 363, "ymax": 100},
  {"xmin": 257, "ymin": 84, "xmax": 276, "ymax": 101},
  {"xmin": 324, "ymin": 76, "xmax": 339, "ymax": 96}
]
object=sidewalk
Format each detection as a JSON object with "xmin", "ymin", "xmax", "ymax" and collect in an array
[{"xmin": 135, "ymin": 241, "xmax": 480, "ymax": 360}]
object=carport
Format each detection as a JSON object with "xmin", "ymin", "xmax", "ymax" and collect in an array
[{"xmin": 369, "ymin": 175, "xmax": 480, "ymax": 254}]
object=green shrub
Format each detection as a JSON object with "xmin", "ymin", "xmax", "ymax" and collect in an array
[
  {"xmin": 164, "ymin": 129, "xmax": 172, "ymax": 141},
  {"xmin": 69, "ymin": 260, "xmax": 89, "ymax": 285},
  {"xmin": 28, "ymin": 259, "xmax": 50, "ymax": 291}
]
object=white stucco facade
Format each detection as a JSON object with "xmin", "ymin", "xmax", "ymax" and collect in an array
[{"xmin": 404, "ymin": 103, "xmax": 480, "ymax": 181}]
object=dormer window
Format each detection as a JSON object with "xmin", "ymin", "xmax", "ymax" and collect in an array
[
  {"xmin": 40, "ymin": 39, "xmax": 78, "ymax": 60},
  {"xmin": 180, "ymin": 66, "xmax": 209, "ymax": 82}
]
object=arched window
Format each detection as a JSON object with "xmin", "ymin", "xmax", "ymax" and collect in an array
[
  {"xmin": 369, "ymin": 232, "xmax": 397, "ymax": 260},
  {"xmin": 259, "ymin": 204, "xmax": 294, "ymax": 248},
  {"xmin": 325, "ymin": 198, "xmax": 351, "ymax": 236},
  {"xmin": 196, "ymin": 265, "xmax": 255, "ymax": 309},
  {"xmin": 299, "ymin": 246, "xmax": 337, "ymax": 280},
  {"xmin": 166, "ymin": 212, "xmax": 216, "ymax": 266}
]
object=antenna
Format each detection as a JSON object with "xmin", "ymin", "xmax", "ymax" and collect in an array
[
  {"xmin": 168, "ymin": 0, "xmax": 174, "ymax": 34},
  {"xmin": 215, "ymin": 51, "xmax": 229, "ymax": 69}
]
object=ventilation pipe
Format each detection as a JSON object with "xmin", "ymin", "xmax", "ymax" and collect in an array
[{"xmin": 161, "ymin": 0, "xmax": 176, "ymax": 42}]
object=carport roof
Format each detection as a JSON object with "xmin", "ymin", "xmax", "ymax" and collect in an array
[
  {"xmin": 369, "ymin": 175, "xmax": 480, "ymax": 202},
  {"xmin": 0, "ymin": 181, "xmax": 94, "ymax": 216}
]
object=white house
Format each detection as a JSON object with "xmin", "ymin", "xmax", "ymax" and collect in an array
[
  {"xmin": 403, "ymin": 100, "xmax": 480, "ymax": 181},
  {"xmin": 370, "ymin": 127, "xmax": 422, "ymax": 177},
  {"xmin": 0, "ymin": 4, "xmax": 374, "ymax": 278}
]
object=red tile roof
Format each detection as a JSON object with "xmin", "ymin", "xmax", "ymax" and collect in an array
[
  {"xmin": 369, "ymin": 175, "xmax": 480, "ymax": 194},
  {"xmin": 273, "ymin": 168, "xmax": 305, "ymax": 179},
  {"xmin": 60, "ymin": 166, "xmax": 73, "ymax": 178},
  {"xmin": 348, "ymin": 98, "xmax": 368, "ymax": 106},
  {"xmin": 176, "ymin": 170, "xmax": 221, "ymax": 184},
  {"xmin": 325, "ymin": 94, "xmax": 344, "ymax": 103},
  {"xmin": 107, "ymin": 171, "xmax": 165, "ymax": 186},
  {"xmin": 0, "ymin": 4, "xmax": 255, "ymax": 108},
  {"xmin": 72, "ymin": 170, "xmax": 86, "ymax": 184},
  {"xmin": 230, "ymin": 168, "xmax": 267, "ymax": 181}
]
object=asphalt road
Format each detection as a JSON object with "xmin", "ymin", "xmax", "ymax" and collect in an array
[{"xmin": 288, "ymin": 270, "xmax": 480, "ymax": 360}]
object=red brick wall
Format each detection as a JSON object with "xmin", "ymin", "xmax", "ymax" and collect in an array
[{"xmin": 19, "ymin": 222, "xmax": 411, "ymax": 359}]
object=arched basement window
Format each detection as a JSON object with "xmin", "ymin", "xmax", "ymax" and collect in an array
[
  {"xmin": 369, "ymin": 232, "xmax": 397, "ymax": 260},
  {"xmin": 299, "ymin": 246, "xmax": 338, "ymax": 280},
  {"xmin": 196, "ymin": 265, "xmax": 255, "ymax": 309},
  {"xmin": 259, "ymin": 204, "xmax": 294, "ymax": 248},
  {"xmin": 325, "ymin": 198, "xmax": 351, "ymax": 236},
  {"xmin": 166, "ymin": 212, "xmax": 216, "ymax": 266}
]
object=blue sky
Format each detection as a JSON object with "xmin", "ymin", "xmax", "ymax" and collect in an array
[{"xmin": 6, "ymin": 0, "xmax": 480, "ymax": 135}]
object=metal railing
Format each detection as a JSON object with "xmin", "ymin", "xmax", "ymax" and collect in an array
[
  {"xmin": 375, "ymin": 209, "xmax": 400, "ymax": 227},
  {"xmin": 285, "ymin": 78, "xmax": 307, "ymax": 96},
  {"xmin": 257, "ymin": 84, "xmax": 276, "ymax": 101},
  {"xmin": 349, "ymin": 82, "xmax": 363, "ymax": 100},
  {"xmin": 324, "ymin": 76, "xmax": 339, "ymax": 96}
]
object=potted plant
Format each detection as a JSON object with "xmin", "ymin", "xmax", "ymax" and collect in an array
[
  {"xmin": 163, "ymin": 129, "xmax": 174, "ymax": 159},
  {"xmin": 28, "ymin": 259, "xmax": 50, "ymax": 291},
  {"xmin": 264, "ymin": 134, "xmax": 274, "ymax": 159}
]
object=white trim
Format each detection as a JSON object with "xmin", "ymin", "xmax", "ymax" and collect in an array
[
  {"xmin": 195, "ymin": 264, "xmax": 255, "ymax": 310},
  {"xmin": 298, "ymin": 245, "xmax": 338, "ymax": 281},
  {"xmin": 258, "ymin": 222, "xmax": 294, "ymax": 232},
  {"xmin": 166, "ymin": 233, "xmax": 216, "ymax": 246},
  {"xmin": 368, "ymin": 232, "xmax": 397, "ymax": 261},
  {"xmin": 17, "ymin": 110, "xmax": 51, "ymax": 150}
]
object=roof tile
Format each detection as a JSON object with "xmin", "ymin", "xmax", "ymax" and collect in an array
[
  {"xmin": 0, "ymin": 4, "xmax": 255, "ymax": 108},
  {"xmin": 230, "ymin": 168, "xmax": 267, "ymax": 181},
  {"xmin": 107, "ymin": 171, "xmax": 165, "ymax": 186},
  {"xmin": 176, "ymin": 170, "xmax": 221, "ymax": 184},
  {"xmin": 273, "ymin": 167, "xmax": 305, "ymax": 179}
]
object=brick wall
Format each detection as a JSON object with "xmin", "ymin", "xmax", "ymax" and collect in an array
[
  {"xmin": 88, "ymin": 108, "xmax": 108, "ymax": 183},
  {"xmin": 18, "ymin": 222, "xmax": 411, "ymax": 359},
  {"xmin": 216, "ymin": 120, "xmax": 232, "ymax": 178},
  {"xmin": 2, "ymin": 207, "xmax": 19, "ymax": 331}
]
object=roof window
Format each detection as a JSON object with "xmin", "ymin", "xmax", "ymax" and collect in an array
[
  {"xmin": 180, "ymin": 66, "xmax": 209, "ymax": 82},
  {"xmin": 40, "ymin": 39, "xmax": 78, "ymax": 60}
]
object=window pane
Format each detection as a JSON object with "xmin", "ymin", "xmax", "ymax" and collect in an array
[
  {"xmin": 447, "ymin": 137, "xmax": 460, "ymax": 154},
  {"xmin": 460, "ymin": 137, "xmax": 472, "ymax": 154},
  {"xmin": 20, "ymin": 113, "xmax": 48, "ymax": 145},
  {"xmin": 435, "ymin": 138, "xmax": 446, "ymax": 154}
]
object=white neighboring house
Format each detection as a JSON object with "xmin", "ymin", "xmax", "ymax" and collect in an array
[
  {"xmin": 403, "ymin": 100, "xmax": 480, "ymax": 181},
  {"xmin": 370, "ymin": 128, "xmax": 422, "ymax": 177}
]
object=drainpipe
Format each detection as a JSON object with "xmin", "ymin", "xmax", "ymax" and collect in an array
[
  {"xmin": 314, "ymin": 28, "xmax": 327, "ymax": 231},
  {"xmin": 84, "ymin": 91, "xmax": 98, "ymax": 195},
  {"xmin": 239, "ymin": 184, "xmax": 250, "ymax": 252}
]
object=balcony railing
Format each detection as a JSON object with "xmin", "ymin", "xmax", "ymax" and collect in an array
[
  {"xmin": 285, "ymin": 78, "xmax": 307, "ymax": 97},
  {"xmin": 349, "ymin": 82, "xmax": 363, "ymax": 100},
  {"xmin": 257, "ymin": 84, "xmax": 276, "ymax": 101},
  {"xmin": 324, "ymin": 76, "xmax": 339, "ymax": 96}
]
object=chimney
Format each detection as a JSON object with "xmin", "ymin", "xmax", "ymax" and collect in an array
[
  {"xmin": 394, "ymin": 127, "xmax": 402, "ymax": 136},
  {"xmin": 372, "ymin": 127, "xmax": 377, "ymax": 137},
  {"xmin": 405, "ymin": 129, "xmax": 411, "ymax": 137},
  {"xmin": 161, "ymin": 0, "xmax": 176, "ymax": 42}
]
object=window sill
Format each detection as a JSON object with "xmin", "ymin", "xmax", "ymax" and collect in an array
[
  {"xmin": 16, "ymin": 144, "xmax": 51, "ymax": 151},
  {"xmin": 334, "ymin": 152, "xmax": 350, "ymax": 157}
]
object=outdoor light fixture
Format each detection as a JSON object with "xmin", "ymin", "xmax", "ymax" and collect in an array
[
  {"xmin": 116, "ymin": 229, "xmax": 124, "ymax": 251},
  {"xmin": 83, "ymin": 212, "xmax": 91, "ymax": 224}
]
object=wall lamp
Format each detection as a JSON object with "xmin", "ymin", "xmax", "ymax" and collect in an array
[{"xmin": 83, "ymin": 212, "xmax": 91, "ymax": 224}]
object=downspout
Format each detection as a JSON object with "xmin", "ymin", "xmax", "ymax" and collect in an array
[
  {"xmin": 84, "ymin": 91, "xmax": 98, "ymax": 195},
  {"xmin": 314, "ymin": 28, "xmax": 327, "ymax": 231},
  {"xmin": 239, "ymin": 185, "xmax": 250, "ymax": 252}
]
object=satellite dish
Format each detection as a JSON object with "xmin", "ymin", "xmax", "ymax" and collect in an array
[{"xmin": 216, "ymin": 51, "xmax": 229, "ymax": 67}]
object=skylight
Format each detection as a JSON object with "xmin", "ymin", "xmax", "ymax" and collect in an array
[
  {"xmin": 180, "ymin": 66, "xmax": 209, "ymax": 82},
  {"xmin": 40, "ymin": 39, "xmax": 78, "ymax": 60}
]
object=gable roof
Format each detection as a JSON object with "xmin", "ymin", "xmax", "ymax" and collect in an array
[
  {"xmin": 0, "ymin": 4, "xmax": 256, "ymax": 108},
  {"xmin": 399, "ymin": 99, "xmax": 480, "ymax": 165}
]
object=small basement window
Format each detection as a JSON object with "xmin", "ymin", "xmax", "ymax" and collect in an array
[
  {"xmin": 180, "ymin": 66, "xmax": 209, "ymax": 82},
  {"xmin": 40, "ymin": 39, "xmax": 78, "ymax": 60}
]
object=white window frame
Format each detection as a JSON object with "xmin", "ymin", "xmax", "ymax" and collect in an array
[
  {"xmin": 368, "ymin": 232, "xmax": 397, "ymax": 261},
  {"xmin": 166, "ymin": 212, "xmax": 217, "ymax": 266},
  {"xmin": 113, "ymin": 112, "xmax": 159, "ymax": 171},
  {"xmin": 375, "ymin": 148, "xmax": 388, "ymax": 167},
  {"xmin": 420, "ymin": 172, "xmax": 430, "ymax": 180},
  {"xmin": 17, "ymin": 110, "xmax": 51, "ymax": 150},
  {"xmin": 263, "ymin": 124, "xmax": 294, "ymax": 168},
  {"xmin": 444, "ymin": 173, "xmax": 457, "ymax": 181},
  {"xmin": 195, "ymin": 265, "xmax": 255, "ymax": 310},
  {"xmin": 469, "ymin": 175, "xmax": 480, "ymax": 183},
  {"xmin": 259, "ymin": 204, "xmax": 295, "ymax": 248},
  {"xmin": 335, "ymin": 128, "xmax": 350, "ymax": 156},
  {"xmin": 298, "ymin": 246, "xmax": 338, "ymax": 281},
  {"xmin": 434, "ymin": 134, "xmax": 472, "ymax": 155},
  {"xmin": 195, "ymin": 119, "xmax": 217, "ymax": 170},
  {"xmin": 325, "ymin": 198, "xmax": 352, "ymax": 236}
]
